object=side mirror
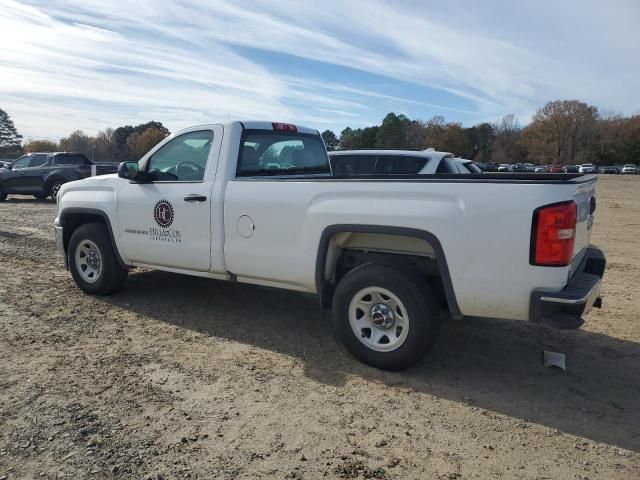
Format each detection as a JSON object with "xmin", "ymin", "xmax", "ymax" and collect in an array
[{"xmin": 118, "ymin": 161, "xmax": 143, "ymax": 181}]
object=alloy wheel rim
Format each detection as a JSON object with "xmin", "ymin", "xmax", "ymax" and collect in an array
[{"xmin": 51, "ymin": 182, "xmax": 62, "ymax": 198}]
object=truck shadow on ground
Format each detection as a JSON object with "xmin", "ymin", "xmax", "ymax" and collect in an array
[{"xmin": 99, "ymin": 269, "xmax": 640, "ymax": 452}]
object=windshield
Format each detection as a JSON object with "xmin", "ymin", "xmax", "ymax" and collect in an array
[{"xmin": 237, "ymin": 130, "xmax": 330, "ymax": 177}]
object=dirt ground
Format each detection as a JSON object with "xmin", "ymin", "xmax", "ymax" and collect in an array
[{"xmin": 0, "ymin": 175, "xmax": 638, "ymax": 480}]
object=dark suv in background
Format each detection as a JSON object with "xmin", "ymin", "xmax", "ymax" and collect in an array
[{"xmin": 0, "ymin": 152, "xmax": 117, "ymax": 201}]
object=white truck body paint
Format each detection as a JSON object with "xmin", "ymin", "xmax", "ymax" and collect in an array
[{"xmin": 56, "ymin": 121, "xmax": 598, "ymax": 322}]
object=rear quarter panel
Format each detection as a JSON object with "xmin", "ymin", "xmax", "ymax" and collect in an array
[{"xmin": 223, "ymin": 179, "xmax": 581, "ymax": 320}]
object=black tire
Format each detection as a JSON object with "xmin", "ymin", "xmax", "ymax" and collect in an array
[
  {"xmin": 332, "ymin": 263, "xmax": 441, "ymax": 370},
  {"xmin": 47, "ymin": 178, "xmax": 65, "ymax": 200},
  {"xmin": 0, "ymin": 183, "xmax": 7, "ymax": 202},
  {"xmin": 68, "ymin": 222, "xmax": 127, "ymax": 295}
]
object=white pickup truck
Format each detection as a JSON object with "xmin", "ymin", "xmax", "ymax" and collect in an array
[{"xmin": 54, "ymin": 121, "xmax": 606, "ymax": 370}]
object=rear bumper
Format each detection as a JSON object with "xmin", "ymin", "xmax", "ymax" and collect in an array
[{"xmin": 530, "ymin": 246, "xmax": 606, "ymax": 329}]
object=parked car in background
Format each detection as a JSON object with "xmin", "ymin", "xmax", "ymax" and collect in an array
[
  {"xmin": 600, "ymin": 166, "xmax": 620, "ymax": 174},
  {"xmin": 545, "ymin": 165, "xmax": 564, "ymax": 173},
  {"xmin": 481, "ymin": 162, "xmax": 499, "ymax": 172},
  {"xmin": 0, "ymin": 152, "xmax": 118, "ymax": 201},
  {"xmin": 511, "ymin": 164, "xmax": 530, "ymax": 173},
  {"xmin": 533, "ymin": 166, "xmax": 546, "ymax": 173},
  {"xmin": 564, "ymin": 165, "xmax": 580, "ymax": 173},
  {"xmin": 328, "ymin": 149, "xmax": 482, "ymax": 176},
  {"xmin": 579, "ymin": 163, "xmax": 597, "ymax": 174},
  {"xmin": 497, "ymin": 164, "xmax": 511, "ymax": 172},
  {"xmin": 621, "ymin": 164, "xmax": 638, "ymax": 174}
]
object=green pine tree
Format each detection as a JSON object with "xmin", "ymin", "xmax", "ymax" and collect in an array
[{"xmin": 0, "ymin": 108, "xmax": 23, "ymax": 155}]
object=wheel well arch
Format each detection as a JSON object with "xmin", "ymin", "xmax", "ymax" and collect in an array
[
  {"xmin": 45, "ymin": 175, "xmax": 67, "ymax": 186},
  {"xmin": 59, "ymin": 208, "xmax": 127, "ymax": 269},
  {"xmin": 315, "ymin": 225, "xmax": 461, "ymax": 319}
]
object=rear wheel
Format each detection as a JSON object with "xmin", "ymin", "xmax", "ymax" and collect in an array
[
  {"xmin": 0, "ymin": 184, "xmax": 7, "ymax": 202},
  {"xmin": 68, "ymin": 223, "xmax": 127, "ymax": 295},
  {"xmin": 332, "ymin": 263, "xmax": 441, "ymax": 370}
]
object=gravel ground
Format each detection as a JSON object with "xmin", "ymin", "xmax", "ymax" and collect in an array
[{"xmin": 0, "ymin": 175, "xmax": 638, "ymax": 479}]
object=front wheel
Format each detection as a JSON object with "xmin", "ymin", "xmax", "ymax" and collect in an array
[
  {"xmin": 48, "ymin": 179, "xmax": 64, "ymax": 200},
  {"xmin": 68, "ymin": 223, "xmax": 127, "ymax": 295},
  {"xmin": 332, "ymin": 263, "xmax": 441, "ymax": 370}
]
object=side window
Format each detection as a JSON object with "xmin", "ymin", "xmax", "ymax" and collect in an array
[
  {"xmin": 30, "ymin": 154, "xmax": 49, "ymax": 167},
  {"xmin": 54, "ymin": 155, "xmax": 83, "ymax": 166},
  {"xmin": 436, "ymin": 157, "xmax": 458, "ymax": 174},
  {"xmin": 331, "ymin": 155, "xmax": 377, "ymax": 176},
  {"xmin": 147, "ymin": 130, "xmax": 213, "ymax": 182},
  {"xmin": 12, "ymin": 156, "xmax": 32, "ymax": 169},
  {"xmin": 376, "ymin": 155, "xmax": 427, "ymax": 175}
]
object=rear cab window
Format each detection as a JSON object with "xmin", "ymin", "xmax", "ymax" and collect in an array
[{"xmin": 237, "ymin": 128, "xmax": 330, "ymax": 177}]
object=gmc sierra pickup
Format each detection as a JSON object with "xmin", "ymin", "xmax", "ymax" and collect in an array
[
  {"xmin": 54, "ymin": 121, "xmax": 605, "ymax": 370},
  {"xmin": 0, "ymin": 152, "xmax": 117, "ymax": 201}
]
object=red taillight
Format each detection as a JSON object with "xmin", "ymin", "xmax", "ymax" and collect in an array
[
  {"xmin": 272, "ymin": 122, "xmax": 297, "ymax": 132},
  {"xmin": 531, "ymin": 201, "xmax": 576, "ymax": 266}
]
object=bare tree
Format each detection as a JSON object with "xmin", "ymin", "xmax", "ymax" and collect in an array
[
  {"xmin": 492, "ymin": 114, "xmax": 527, "ymax": 164},
  {"xmin": 521, "ymin": 100, "xmax": 598, "ymax": 165}
]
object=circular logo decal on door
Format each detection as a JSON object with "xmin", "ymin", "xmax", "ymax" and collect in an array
[{"xmin": 154, "ymin": 199, "xmax": 174, "ymax": 228}]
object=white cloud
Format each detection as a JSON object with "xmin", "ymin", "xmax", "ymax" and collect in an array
[{"xmin": 0, "ymin": 0, "xmax": 638, "ymax": 139}]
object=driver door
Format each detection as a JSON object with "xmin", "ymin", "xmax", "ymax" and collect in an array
[
  {"xmin": 116, "ymin": 127, "xmax": 221, "ymax": 271},
  {"xmin": 19, "ymin": 154, "xmax": 50, "ymax": 191}
]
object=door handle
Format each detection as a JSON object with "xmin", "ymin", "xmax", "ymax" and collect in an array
[
  {"xmin": 184, "ymin": 194, "xmax": 207, "ymax": 202},
  {"xmin": 40, "ymin": 170, "xmax": 46, "ymax": 173}
]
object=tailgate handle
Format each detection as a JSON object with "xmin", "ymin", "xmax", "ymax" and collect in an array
[{"xmin": 184, "ymin": 194, "xmax": 207, "ymax": 202}]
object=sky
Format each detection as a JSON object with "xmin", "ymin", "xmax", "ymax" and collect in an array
[{"xmin": 1, "ymin": 0, "xmax": 639, "ymax": 140}]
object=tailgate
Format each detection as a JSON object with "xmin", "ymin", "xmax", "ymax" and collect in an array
[{"xmin": 571, "ymin": 177, "xmax": 597, "ymax": 274}]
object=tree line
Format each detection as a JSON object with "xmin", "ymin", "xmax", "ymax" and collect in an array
[
  {"xmin": 0, "ymin": 108, "xmax": 170, "ymax": 163},
  {"xmin": 2, "ymin": 99, "xmax": 639, "ymax": 165},
  {"xmin": 322, "ymin": 100, "xmax": 640, "ymax": 165}
]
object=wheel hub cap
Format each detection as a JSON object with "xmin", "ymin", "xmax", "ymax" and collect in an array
[
  {"xmin": 370, "ymin": 303, "xmax": 395, "ymax": 329},
  {"xmin": 86, "ymin": 252, "xmax": 101, "ymax": 269}
]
